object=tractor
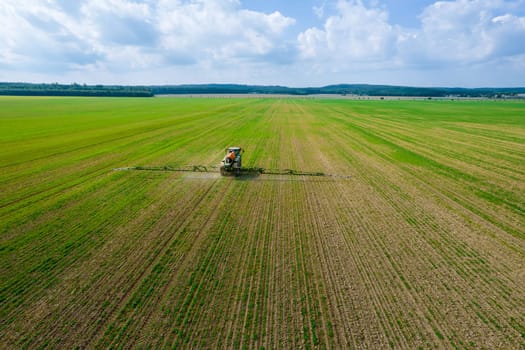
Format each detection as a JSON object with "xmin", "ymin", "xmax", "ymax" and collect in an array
[{"xmin": 220, "ymin": 147, "xmax": 243, "ymax": 176}]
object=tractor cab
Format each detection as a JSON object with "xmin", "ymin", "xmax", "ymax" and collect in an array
[
  {"xmin": 220, "ymin": 147, "xmax": 243, "ymax": 176},
  {"xmin": 227, "ymin": 147, "xmax": 242, "ymax": 157}
]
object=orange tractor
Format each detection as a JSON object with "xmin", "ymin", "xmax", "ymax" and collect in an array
[{"xmin": 220, "ymin": 147, "xmax": 243, "ymax": 176}]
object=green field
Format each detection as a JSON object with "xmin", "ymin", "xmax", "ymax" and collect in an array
[{"xmin": 1, "ymin": 96, "xmax": 524, "ymax": 349}]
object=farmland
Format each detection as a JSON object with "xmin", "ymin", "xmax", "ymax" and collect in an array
[{"xmin": 1, "ymin": 96, "xmax": 524, "ymax": 349}]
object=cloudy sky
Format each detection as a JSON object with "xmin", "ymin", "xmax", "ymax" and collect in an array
[{"xmin": 1, "ymin": 0, "xmax": 524, "ymax": 87}]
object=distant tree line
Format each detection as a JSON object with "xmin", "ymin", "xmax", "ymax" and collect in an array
[
  {"xmin": 150, "ymin": 84, "xmax": 525, "ymax": 98},
  {"xmin": 0, "ymin": 82, "xmax": 153, "ymax": 97},
  {"xmin": 1, "ymin": 82, "xmax": 524, "ymax": 98}
]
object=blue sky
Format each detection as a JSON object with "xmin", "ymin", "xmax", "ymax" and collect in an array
[
  {"xmin": 1, "ymin": 0, "xmax": 524, "ymax": 87},
  {"xmin": 244, "ymin": 0, "xmax": 430, "ymax": 28}
]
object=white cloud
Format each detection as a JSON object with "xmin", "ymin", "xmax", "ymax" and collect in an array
[
  {"xmin": 414, "ymin": 0, "xmax": 525, "ymax": 63},
  {"xmin": 156, "ymin": 0, "xmax": 295, "ymax": 63},
  {"xmin": 298, "ymin": 0, "xmax": 398, "ymax": 63},
  {"xmin": 0, "ymin": 0, "xmax": 524, "ymax": 86},
  {"xmin": 0, "ymin": 0, "xmax": 100, "ymax": 71},
  {"xmin": 0, "ymin": 0, "xmax": 295, "ymax": 76},
  {"xmin": 81, "ymin": 0, "xmax": 157, "ymax": 46},
  {"xmin": 295, "ymin": 0, "xmax": 525, "ymax": 83},
  {"xmin": 313, "ymin": 1, "xmax": 328, "ymax": 19}
]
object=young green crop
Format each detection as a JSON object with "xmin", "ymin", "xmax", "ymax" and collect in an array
[{"xmin": 1, "ymin": 96, "xmax": 524, "ymax": 349}]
